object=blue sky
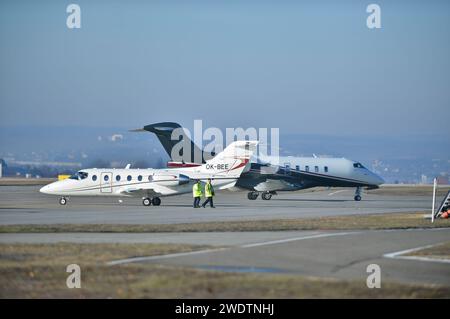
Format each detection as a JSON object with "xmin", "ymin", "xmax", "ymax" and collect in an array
[{"xmin": 1, "ymin": 0, "xmax": 449, "ymax": 138}]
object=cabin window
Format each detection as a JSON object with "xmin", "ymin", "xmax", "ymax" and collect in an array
[
  {"xmin": 315, "ymin": 166, "xmax": 319, "ymax": 173},
  {"xmin": 127, "ymin": 175, "xmax": 132, "ymax": 181},
  {"xmin": 116, "ymin": 175, "xmax": 121, "ymax": 182},
  {"xmin": 305, "ymin": 166, "xmax": 309, "ymax": 172},
  {"xmin": 296, "ymin": 165, "xmax": 300, "ymax": 171},
  {"xmin": 92, "ymin": 175, "xmax": 97, "ymax": 181},
  {"xmin": 104, "ymin": 175, "xmax": 109, "ymax": 181},
  {"xmin": 148, "ymin": 175, "xmax": 153, "ymax": 182},
  {"xmin": 138, "ymin": 175, "xmax": 143, "ymax": 181},
  {"xmin": 324, "ymin": 166, "xmax": 329, "ymax": 173},
  {"xmin": 284, "ymin": 163, "xmax": 291, "ymax": 175}
]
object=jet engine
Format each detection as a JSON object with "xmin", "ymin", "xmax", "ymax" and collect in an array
[{"xmin": 151, "ymin": 173, "xmax": 190, "ymax": 186}]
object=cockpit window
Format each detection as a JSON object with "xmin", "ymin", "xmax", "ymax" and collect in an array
[
  {"xmin": 69, "ymin": 171, "xmax": 88, "ymax": 180},
  {"xmin": 80, "ymin": 172, "xmax": 88, "ymax": 179},
  {"xmin": 353, "ymin": 163, "xmax": 365, "ymax": 169}
]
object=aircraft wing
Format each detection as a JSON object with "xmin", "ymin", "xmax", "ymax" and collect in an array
[
  {"xmin": 119, "ymin": 184, "xmax": 179, "ymax": 197},
  {"xmin": 253, "ymin": 179, "xmax": 302, "ymax": 192}
]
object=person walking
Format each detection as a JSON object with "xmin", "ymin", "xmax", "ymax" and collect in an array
[
  {"xmin": 192, "ymin": 180, "xmax": 203, "ymax": 208},
  {"xmin": 202, "ymin": 179, "xmax": 215, "ymax": 208}
]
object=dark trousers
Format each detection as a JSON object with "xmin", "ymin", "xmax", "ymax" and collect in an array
[
  {"xmin": 193, "ymin": 197, "xmax": 201, "ymax": 207},
  {"xmin": 202, "ymin": 197, "xmax": 214, "ymax": 207}
]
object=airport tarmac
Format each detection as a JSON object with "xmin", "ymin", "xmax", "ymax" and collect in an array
[
  {"xmin": 105, "ymin": 228, "xmax": 450, "ymax": 286},
  {"xmin": 1, "ymin": 228, "xmax": 449, "ymax": 286},
  {"xmin": 1, "ymin": 184, "xmax": 449, "ymax": 288},
  {"xmin": 0, "ymin": 185, "xmax": 435, "ymax": 225}
]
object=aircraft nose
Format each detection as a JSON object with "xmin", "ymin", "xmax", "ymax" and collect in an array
[
  {"xmin": 39, "ymin": 184, "xmax": 51, "ymax": 194},
  {"xmin": 372, "ymin": 172, "xmax": 385, "ymax": 186},
  {"xmin": 40, "ymin": 183, "xmax": 57, "ymax": 194}
]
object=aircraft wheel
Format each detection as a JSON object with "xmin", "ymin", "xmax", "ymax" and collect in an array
[
  {"xmin": 354, "ymin": 195, "xmax": 362, "ymax": 201},
  {"xmin": 59, "ymin": 197, "xmax": 67, "ymax": 205},
  {"xmin": 261, "ymin": 192, "xmax": 272, "ymax": 200},
  {"xmin": 247, "ymin": 192, "xmax": 259, "ymax": 200},
  {"xmin": 152, "ymin": 197, "xmax": 161, "ymax": 206},
  {"xmin": 142, "ymin": 198, "xmax": 152, "ymax": 206}
]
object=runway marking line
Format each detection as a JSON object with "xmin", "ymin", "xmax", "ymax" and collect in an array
[
  {"xmin": 241, "ymin": 231, "xmax": 359, "ymax": 248},
  {"xmin": 383, "ymin": 242, "xmax": 450, "ymax": 264},
  {"xmin": 328, "ymin": 190, "xmax": 347, "ymax": 196},
  {"xmin": 107, "ymin": 247, "xmax": 229, "ymax": 266},
  {"xmin": 107, "ymin": 229, "xmax": 450, "ymax": 266},
  {"xmin": 107, "ymin": 231, "xmax": 360, "ymax": 265}
]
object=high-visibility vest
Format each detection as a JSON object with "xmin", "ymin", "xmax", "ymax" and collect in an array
[
  {"xmin": 193, "ymin": 183, "xmax": 203, "ymax": 197},
  {"xmin": 205, "ymin": 183, "xmax": 214, "ymax": 197}
]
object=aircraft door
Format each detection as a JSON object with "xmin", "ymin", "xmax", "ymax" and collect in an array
[{"xmin": 100, "ymin": 172, "xmax": 113, "ymax": 193}]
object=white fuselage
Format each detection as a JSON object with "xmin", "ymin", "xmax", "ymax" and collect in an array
[
  {"xmin": 40, "ymin": 140, "xmax": 258, "ymax": 198},
  {"xmin": 40, "ymin": 167, "xmax": 239, "ymax": 197},
  {"xmin": 170, "ymin": 156, "xmax": 384, "ymax": 192},
  {"xmin": 263, "ymin": 155, "xmax": 384, "ymax": 187}
]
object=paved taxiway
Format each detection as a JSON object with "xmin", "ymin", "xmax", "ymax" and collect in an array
[
  {"xmin": 2, "ymin": 228, "xmax": 448, "ymax": 286},
  {"xmin": 0, "ymin": 231, "xmax": 314, "ymax": 245},
  {"xmin": 0, "ymin": 185, "xmax": 434, "ymax": 225},
  {"xmin": 1, "ymin": 185, "xmax": 449, "ymax": 287},
  {"xmin": 112, "ymin": 228, "xmax": 449, "ymax": 286}
]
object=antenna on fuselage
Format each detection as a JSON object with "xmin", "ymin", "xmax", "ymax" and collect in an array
[{"xmin": 125, "ymin": 164, "xmax": 131, "ymax": 169}]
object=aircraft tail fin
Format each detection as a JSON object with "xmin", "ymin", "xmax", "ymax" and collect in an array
[
  {"xmin": 200, "ymin": 141, "xmax": 258, "ymax": 178},
  {"xmin": 130, "ymin": 122, "xmax": 209, "ymax": 164}
]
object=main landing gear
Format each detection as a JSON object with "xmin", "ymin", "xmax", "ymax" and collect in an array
[
  {"xmin": 247, "ymin": 191, "xmax": 276, "ymax": 200},
  {"xmin": 142, "ymin": 197, "xmax": 162, "ymax": 206},
  {"xmin": 261, "ymin": 192, "xmax": 272, "ymax": 200},
  {"xmin": 59, "ymin": 197, "xmax": 67, "ymax": 205},
  {"xmin": 354, "ymin": 187, "xmax": 362, "ymax": 201},
  {"xmin": 247, "ymin": 191, "xmax": 259, "ymax": 200}
]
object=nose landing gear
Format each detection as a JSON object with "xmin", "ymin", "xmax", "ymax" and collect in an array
[
  {"xmin": 354, "ymin": 187, "xmax": 362, "ymax": 201},
  {"xmin": 59, "ymin": 197, "xmax": 67, "ymax": 205}
]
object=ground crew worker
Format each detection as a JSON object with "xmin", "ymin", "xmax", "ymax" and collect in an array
[
  {"xmin": 192, "ymin": 180, "xmax": 203, "ymax": 208},
  {"xmin": 202, "ymin": 179, "xmax": 215, "ymax": 208}
]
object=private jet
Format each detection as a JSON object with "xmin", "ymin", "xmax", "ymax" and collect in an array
[
  {"xmin": 135, "ymin": 122, "xmax": 384, "ymax": 201},
  {"xmin": 40, "ymin": 140, "xmax": 257, "ymax": 206}
]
